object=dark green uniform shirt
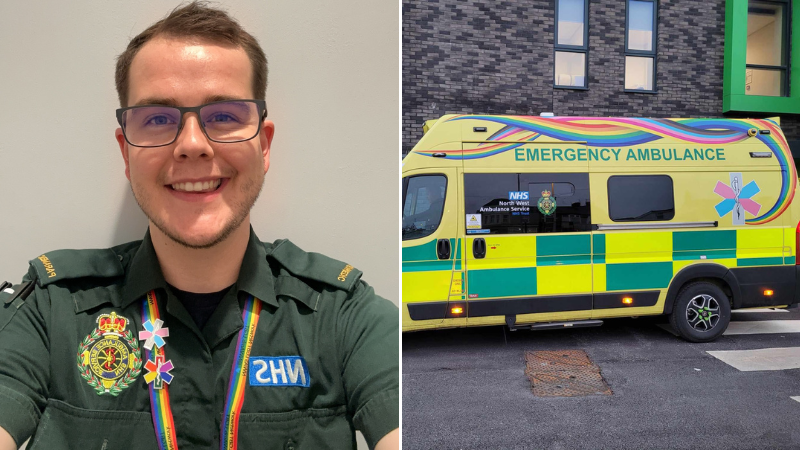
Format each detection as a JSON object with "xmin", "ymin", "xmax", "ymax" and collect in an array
[{"xmin": 0, "ymin": 229, "xmax": 398, "ymax": 449}]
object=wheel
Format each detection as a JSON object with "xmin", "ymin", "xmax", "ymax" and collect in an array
[{"xmin": 669, "ymin": 282, "xmax": 731, "ymax": 343}]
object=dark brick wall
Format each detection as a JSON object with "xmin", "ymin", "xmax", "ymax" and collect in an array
[
  {"xmin": 403, "ymin": 0, "xmax": 800, "ymax": 154},
  {"xmin": 403, "ymin": 0, "xmax": 555, "ymax": 147}
]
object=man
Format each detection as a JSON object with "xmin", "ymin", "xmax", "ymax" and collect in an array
[{"xmin": 0, "ymin": 3, "xmax": 398, "ymax": 449}]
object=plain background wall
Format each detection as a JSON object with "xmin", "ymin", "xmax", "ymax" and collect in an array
[{"xmin": 0, "ymin": 2, "xmax": 398, "ymax": 448}]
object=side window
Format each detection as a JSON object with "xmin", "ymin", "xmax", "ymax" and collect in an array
[
  {"xmin": 522, "ymin": 173, "xmax": 592, "ymax": 233},
  {"xmin": 402, "ymin": 175, "xmax": 447, "ymax": 241},
  {"xmin": 464, "ymin": 173, "xmax": 591, "ymax": 234},
  {"xmin": 608, "ymin": 175, "xmax": 675, "ymax": 221}
]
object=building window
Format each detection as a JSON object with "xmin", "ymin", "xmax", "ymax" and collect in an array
[
  {"xmin": 746, "ymin": 0, "xmax": 789, "ymax": 96},
  {"xmin": 554, "ymin": 0, "xmax": 589, "ymax": 89},
  {"xmin": 722, "ymin": 0, "xmax": 798, "ymax": 114},
  {"xmin": 625, "ymin": 0, "xmax": 657, "ymax": 92},
  {"xmin": 608, "ymin": 175, "xmax": 674, "ymax": 222}
]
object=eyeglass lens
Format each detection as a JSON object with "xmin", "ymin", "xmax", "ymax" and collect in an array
[{"xmin": 122, "ymin": 101, "xmax": 261, "ymax": 146}]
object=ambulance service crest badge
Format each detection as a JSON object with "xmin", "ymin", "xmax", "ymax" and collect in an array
[
  {"xmin": 77, "ymin": 312, "xmax": 142, "ymax": 396},
  {"xmin": 538, "ymin": 190, "xmax": 556, "ymax": 216}
]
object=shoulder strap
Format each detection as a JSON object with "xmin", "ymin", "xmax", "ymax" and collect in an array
[{"xmin": 268, "ymin": 239, "xmax": 363, "ymax": 293}]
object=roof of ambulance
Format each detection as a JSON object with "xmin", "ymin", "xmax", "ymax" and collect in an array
[{"xmin": 409, "ymin": 114, "xmax": 783, "ymax": 151}]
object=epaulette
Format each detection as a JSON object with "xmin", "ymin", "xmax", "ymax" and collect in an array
[
  {"xmin": 268, "ymin": 239, "xmax": 363, "ymax": 293},
  {"xmin": 0, "ymin": 279, "xmax": 35, "ymax": 305},
  {"xmin": 29, "ymin": 248, "xmax": 125, "ymax": 287}
]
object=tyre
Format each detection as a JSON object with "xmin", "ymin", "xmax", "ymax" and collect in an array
[{"xmin": 669, "ymin": 281, "xmax": 731, "ymax": 343}]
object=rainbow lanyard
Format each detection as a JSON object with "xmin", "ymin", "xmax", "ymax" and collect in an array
[{"xmin": 141, "ymin": 290, "xmax": 262, "ymax": 450}]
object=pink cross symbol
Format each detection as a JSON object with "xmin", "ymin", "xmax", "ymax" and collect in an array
[
  {"xmin": 714, "ymin": 179, "xmax": 761, "ymax": 217},
  {"xmin": 139, "ymin": 319, "xmax": 169, "ymax": 350}
]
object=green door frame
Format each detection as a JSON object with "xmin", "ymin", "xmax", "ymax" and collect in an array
[{"xmin": 723, "ymin": 0, "xmax": 800, "ymax": 114}]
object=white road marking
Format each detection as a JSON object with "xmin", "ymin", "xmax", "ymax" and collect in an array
[
  {"xmin": 723, "ymin": 320, "xmax": 800, "ymax": 335},
  {"xmin": 791, "ymin": 396, "xmax": 800, "ymax": 403},
  {"xmin": 657, "ymin": 319, "xmax": 800, "ymax": 336},
  {"xmin": 706, "ymin": 347, "xmax": 800, "ymax": 371}
]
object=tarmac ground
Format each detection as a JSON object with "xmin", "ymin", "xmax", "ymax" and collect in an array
[{"xmin": 402, "ymin": 307, "xmax": 800, "ymax": 450}]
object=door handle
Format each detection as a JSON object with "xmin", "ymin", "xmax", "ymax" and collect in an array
[
  {"xmin": 437, "ymin": 239, "xmax": 451, "ymax": 260},
  {"xmin": 473, "ymin": 238, "xmax": 486, "ymax": 259}
]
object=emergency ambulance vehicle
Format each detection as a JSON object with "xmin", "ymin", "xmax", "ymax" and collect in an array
[{"xmin": 402, "ymin": 115, "xmax": 800, "ymax": 342}]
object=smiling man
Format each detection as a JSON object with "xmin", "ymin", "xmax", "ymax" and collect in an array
[{"xmin": 0, "ymin": 3, "xmax": 398, "ymax": 450}]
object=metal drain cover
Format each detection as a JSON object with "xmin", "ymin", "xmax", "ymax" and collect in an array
[{"xmin": 524, "ymin": 350, "xmax": 612, "ymax": 397}]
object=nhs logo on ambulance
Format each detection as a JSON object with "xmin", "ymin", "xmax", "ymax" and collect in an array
[
  {"xmin": 249, "ymin": 356, "xmax": 310, "ymax": 387},
  {"xmin": 509, "ymin": 191, "xmax": 529, "ymax": 200}
]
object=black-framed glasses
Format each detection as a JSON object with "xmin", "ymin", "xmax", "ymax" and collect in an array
[{"xmin": 116, "ymin": 99, "xmax": 267, "ymax": 148}]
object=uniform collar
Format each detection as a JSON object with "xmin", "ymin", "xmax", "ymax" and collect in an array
[
  {"xmin": 237, "ymin": 227, "xmax": 278, "ymax": 308},
  {"xmin": 120, "ymin": 229, "xmax": 166, "ymax": 309},
  {"xmin": 120, "ymin": 227, "xmax": 278, "ymax": 310}
]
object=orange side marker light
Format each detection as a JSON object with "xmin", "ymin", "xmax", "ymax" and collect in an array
[
  {"xmin": 622, "ymin": 297, "xmax": 633, "ymax": 305},
  {"xmin": 451, "ymin": 307, "xmax": 464, "ymax": 315},
  {"xmin": 764, "ymin": 290, "xmax": 774, "ymax": 296}
]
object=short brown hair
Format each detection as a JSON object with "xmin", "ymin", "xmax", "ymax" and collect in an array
[{"xmin": 115, "ymin": 1, "xmax": 267, "ymax": 107}]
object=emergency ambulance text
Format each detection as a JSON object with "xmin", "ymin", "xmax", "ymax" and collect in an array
[{"xmin": 514, "ymin": 147, "xmax": 726, "ymax": 162}]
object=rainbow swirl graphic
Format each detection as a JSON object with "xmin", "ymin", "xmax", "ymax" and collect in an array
[
  {"xmin": 419, "ymin": 116, "xmax": 796, "ymax": 225},
  {"xmin": 460, "ymin": 127, "xmax": 540, "ymax": 159}
]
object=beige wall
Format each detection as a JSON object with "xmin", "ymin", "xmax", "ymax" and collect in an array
[
  {"xmin": 746, "ymin": 11, "xmax": 784, "ymax": 96},
  {"xmin": 0, "ymin": 0, "xmax": 399, "ymax": 306},
  {"xmin": 747, "ymin": 12, "xmax": 783, "ymax": 66}
]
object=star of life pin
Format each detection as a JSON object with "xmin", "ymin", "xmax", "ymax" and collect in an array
[
  {"xmin": 139, "ymin": 319, "xmax": 170, "ymax": 349},
  {"xmin": 144, "ymin": 354, "xmax": 174, "ymax": 389}
]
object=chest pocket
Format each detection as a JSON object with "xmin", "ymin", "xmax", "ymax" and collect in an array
[
  {"xmin": 28, "ymin": 400, "xmax": 157, "ymax": 450},
  {"xmin": 237, "ymin": 406, "xmax": 353, "ymax": 450}
]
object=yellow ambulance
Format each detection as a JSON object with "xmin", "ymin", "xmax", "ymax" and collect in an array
[{"xmin": 402, "ymin": 115, "xmax": 800, "ymax": 342}]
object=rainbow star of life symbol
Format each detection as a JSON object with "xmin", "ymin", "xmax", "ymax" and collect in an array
[
  {"xmin": 714, "ymin": 172, "xmax": 761, "ymax": 225},
  {"xmin": 144, "ymin": 354, "xmax": 174, "ymax": 389}
]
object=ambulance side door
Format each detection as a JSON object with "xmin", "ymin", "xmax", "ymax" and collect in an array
[
  {"xmin": 402, "ymin": 169, "xmax": 461, "ymax": 329},
  {"xmin": 462, "ymin": 164, "xmax": 593, "ymax": 325}
]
